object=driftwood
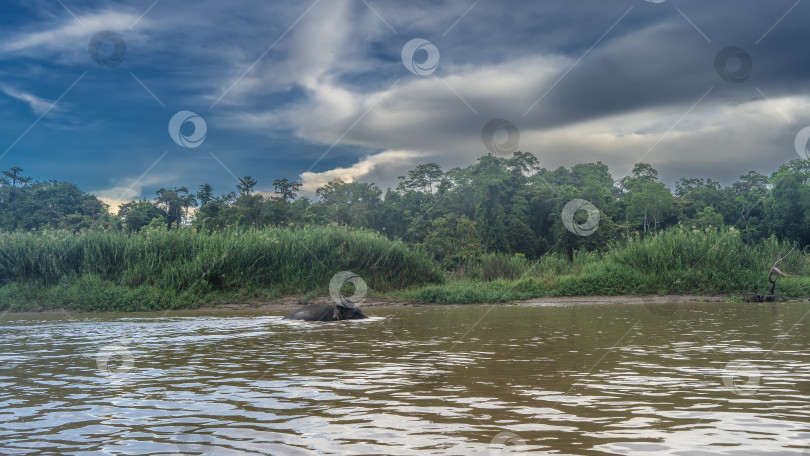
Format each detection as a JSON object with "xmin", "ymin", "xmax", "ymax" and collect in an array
[{"xmin": 746, "ymin": 249, "xmax": 800, "ymax": 302}]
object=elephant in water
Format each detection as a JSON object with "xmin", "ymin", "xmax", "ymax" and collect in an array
[{"xmin": 282, "ymin": 303, "xmax": 368, "ymax": 321}]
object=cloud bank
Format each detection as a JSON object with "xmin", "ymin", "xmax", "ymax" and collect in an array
[{"xmin": 1, "ymin": 0, "xmax": 809, "ymax": 198}]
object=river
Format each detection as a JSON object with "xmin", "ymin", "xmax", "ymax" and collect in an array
[{"xmin": 1, "ymin": 302, "xmax": 809, "ymax": 455}]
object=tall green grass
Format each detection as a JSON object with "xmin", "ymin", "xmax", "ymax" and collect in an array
[
  {"xmin": 3, "ymin": 225, "xmax": 808, "ymax": 310},
  {"xmin": 405, "ymin": 226, "xmax": 810, "ymax": 303},
  {"xmin": 0, "ymin": 227, "xmax": 443, "ymax": 311},
  {"xmin": 556, "ymin": 226, "xmax": 805, "ymax": 296}
]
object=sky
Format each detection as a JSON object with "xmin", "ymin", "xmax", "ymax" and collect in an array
[{"xmin": 1, "ymin": 0, "xmax": 809, "ymax": 210}]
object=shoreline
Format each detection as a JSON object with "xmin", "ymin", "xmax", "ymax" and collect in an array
[
  {"xmin": 6, "ymin": 294, "xmax": 806, "ymax": 316},
  {"xmin": 195, "ymin": 294, "xmax": 732, "ymax": 311}
]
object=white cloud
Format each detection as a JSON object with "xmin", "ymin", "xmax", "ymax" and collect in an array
[
  {"xmin": 228, "ymin": 54, "xmax": 569, "ymax": 152},
  {"xmin": 92, "ymin": 173, "xmax": 175, "ymax": 213},
  {"xmin": 202, "ymin": 1, "xmax": 809, "ymax": 191},
  {"xmin": 300, "ymin": 149, "xmax": 428, "ymax": 193},
  {"xmin": 251, "ymin": 40, "xmax": 809, "ymax": 190},
  {"xmin": 0, "ymin": 10, "xmax": 150, "ymax": 63},
  {"xmin": 289, "ymin": 74, "xmax": 810, "ymax": 190},
  {"xmin": 0, "ymin": 84, "xmax": 55, "ymax": 115},
  {"xmin": 520, "ymin": 95, "xmax": 810, "ymax": 184},
  {"xmin": 206, "ymin": 0, "xmax": 364, "ymax": 107},
  {"xmin": 6, "ymin": 0, "xmax": 808, "ymax": 195}
]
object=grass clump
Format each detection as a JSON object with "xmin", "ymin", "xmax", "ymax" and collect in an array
[
  {"xmin": 0, "ymin": 226, "xmax": 443, "ymax": 312},
  {"xmin": 398, "ymin": 277, "xmax": 551, "ymax": 304},
  {"xmin": 403, "ymin": 226, "xmax": 810, "ymax": 304}
]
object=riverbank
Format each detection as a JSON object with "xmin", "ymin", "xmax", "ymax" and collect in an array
[
  {"xmin": 10, "ymin": 294, "xmax": 809, "ymax": 316},
  {"xmin": 194, "ymin": 294, "xmax": 734, "ymax": 312}
]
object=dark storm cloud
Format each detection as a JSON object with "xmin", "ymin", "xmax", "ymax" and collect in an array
[
  {"xmin": 1, "ymin": 0, "xmax": 808, "ymax": 199},
  {"xmin": 385, "ymin": 0, "xmax": 810, "ymax": 132}
]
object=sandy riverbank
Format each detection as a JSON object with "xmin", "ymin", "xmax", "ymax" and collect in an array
[
  {"xmin": 6, "ymin": 294, "xmax": 805, "ymax": 316},
  {"xmin": 194, "ymin": 294, "xmax": 733, "ymax": 312}
]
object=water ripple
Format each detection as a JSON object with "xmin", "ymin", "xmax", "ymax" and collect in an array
[{"xmin": 1, "ymin": 303, "xmax": 810, "ymax": 454}]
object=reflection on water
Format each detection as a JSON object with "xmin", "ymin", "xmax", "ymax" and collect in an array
[{"xmin": 1, "ymin": 302, "xmax": 810, "ymax": 455}]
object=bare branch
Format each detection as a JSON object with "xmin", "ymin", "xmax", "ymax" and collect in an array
[
  {"xmin": 767, "ymin": 248, "xmax": 800, "ymax": 295},
  {"xmin": 771, "ymin": 247, "xmax": 795, "ymax": 271}
]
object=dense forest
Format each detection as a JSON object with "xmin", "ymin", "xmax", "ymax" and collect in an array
[
  {"xmin": 1, "ymin": 153, "xmax": 808, "ymax": 262},
  {"xmin": 4, "ymin": 153, "xmax": 810, "ymax": 311}
]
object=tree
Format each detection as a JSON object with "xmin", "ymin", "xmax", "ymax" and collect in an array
[
  {"xmin": 675, "ymin": 177, "xmax": 717, "ymax": 198},
  {"xmin": 119, "ymin": 199, "xmax": 166, "ymax": 232},
  {"xmin": 504, "ymin": 194, "xmax": 539, "ymax": 256},
  {"xmin": 732, "ymin": 171, "xmax": 769, "ymax": 239},
  {"xmin": 0, "ymin": 179, "xmax": 111, "ymax": 231},
  {"xmin": 625, "ymin": 182, "xmax": 673, "ymax": 233},
  {"xmin": 675, "ymin": 177, "xmax": 731, "ymax": 226},
  {"xmin": 237, "ymin": 176, "xmax": 257, "ymax": 196},
  {"xmin": 620, "ymin": 163, "xmax": 659, "ymax": 188},
  {"xmin": 155, "ymin": 187, "xmax": 197, "ymax": 229},
  {"xmin": 569, "ymin": 162, "xmax": 618, "ymax": 215},
  {"xmin": 621, "ymin": 164, "xmax": 673, "ymax": 233},
  {"xmin": 193, "ymin": 197, "xmax": 240, "ymax": 232},
  {"xmin": 693, "ymin": 206, "xmax": 723, "ymax": 229},
  {"xmin": 421, "ymin": 213, "xmax": 484, "ymax": 267},
  {"xmin": 197, "ymin": 183, "xmax": 214, "ymax": 206},
  {"xmin": 1, "ymin": 167, "xmax": 31, "ymax": 188},
  {"xmin": 469, "ymin": 155, "xmax": 514, "ymax": 252},
  {"xmin": 233, "ymin": 192, "xmax": 264, "ymax": 228},
  {"xmin": 765, "ymin": 160, "xmax": 810, "ymax": 246},
  {"xmin": 315, "ymin": 179, "xmax": 383, "ymax": 227},
  {"xmin": 273, "ymin": 178, "xmax": 302, "ymax": 202},
  {"xmin": 397, "ymin": 163, "xmax": 443, "ymax": 193},
  {"xmin": 506, "ymin": 151, "xmax": 540, "ymax": 176}
]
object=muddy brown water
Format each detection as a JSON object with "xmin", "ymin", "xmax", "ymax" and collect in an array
[{"xmin": 1, "ymin": 302, "xmax": 810, "ymax": 455}]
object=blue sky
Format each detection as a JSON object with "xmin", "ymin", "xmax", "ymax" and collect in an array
[{"xmin": 1, "ymin": 0, "xmax": 809, "ymax": 210}]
